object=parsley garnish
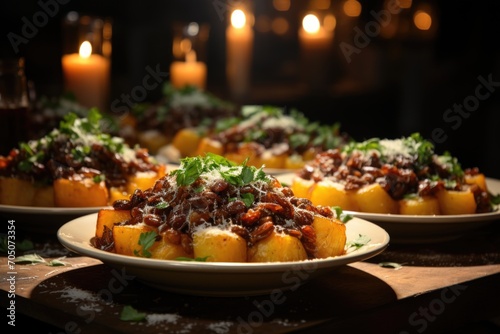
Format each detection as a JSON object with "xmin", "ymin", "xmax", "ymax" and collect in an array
[
  {"xmin": 241, "ymin": 193, "xmax": 255, "ymax": 207},
  {"xmin": 120, "ymin": 305, "xmax": 146, "ymax": 322},
  {"xmin": 171, "ymin": 153, "xmax": 270, "ymax": 187},
  {"xmin": 346, "ymin": 234, "xmax": 371, "ymax": 250},
  {"xmin": 490, "ymin": 193, "xmax": 500, "ymax": 206},
  {"xmin": 332, "ymin": 206, "xmax": 353, "ymax": 223},
  {"xmin": 133, "ymin": 231, "xmax": 158, "ymax": 258},
  {"xmin": 379, "ymin": 262, "xmax": 403, "ymax": 270},
  {"xmin": 155, "ymin": 201, "xmax": 169, "ymax": 209}
]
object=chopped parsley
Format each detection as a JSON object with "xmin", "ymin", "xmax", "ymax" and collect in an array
[
  {"xmin": 120, "ymin": 305, "xmax": 146, "ymax": 322},
  {"xmin": 346, "ymin": 234, "xmax": 371, "ymax": 251},
  {"xmin": 171, "ymin": 153, "xmax": 270, "ymax": 187},
  {"xmin": 133, "ymin": 231, "xmax": 158, "ymax": 258},
  {"xmin": 332, "ymin": 206, "xmax": 353, "ymax": 223}
]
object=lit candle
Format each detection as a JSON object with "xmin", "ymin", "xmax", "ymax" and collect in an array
[
  {"xmin": 169, "ymin": 50, "xmax": 207, "ymax": 90},
  {"xmin": 299, "ymin": 14, "xmax": 333, "ymax": 58},
  {"xmin": 226, "ymin": 8, "xmax": 254, "ymax": 100},
  {"xmin": 298, "ymin": 14, "xmax": 334, "ymax": 92},
  {"xmin": 61, "ymin": 41, "xmax": 110, "ymax": 111}
]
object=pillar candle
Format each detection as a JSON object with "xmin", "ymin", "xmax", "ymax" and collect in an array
[
  {"xmin": 298, "ymin": 14, "xmax": 334, "ymax": 92},
  {"xmin": 61, "ymin": 41, "xmax": 110, "ymax": 111},
  {"xmin": 226, "ymin": 9, "xmax": 253, "ymax": 101},
  {"xmin": 170, "ymin": 50, "xmax": 207, "ymax": 90}
]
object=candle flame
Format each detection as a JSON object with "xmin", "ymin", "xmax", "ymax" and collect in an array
[
  {"xmin": 79, "ymin": 41, "xmax": 92, "ymax": 58},
  {"xmin": 302, "ymin": 14, "xmax": 320, "ymax": 34},
  {"xmin": 231, "ymin": 9, "xmax": 247, "ymax": 29}
]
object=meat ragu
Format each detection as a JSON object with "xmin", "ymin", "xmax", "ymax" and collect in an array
[
  {"xmin": 92, "ymin": 153, "xmax": 349, "ymax": 262},
  {"xmin": 293, "ymin": 133, "xmax": 498, "ymax": 215}
]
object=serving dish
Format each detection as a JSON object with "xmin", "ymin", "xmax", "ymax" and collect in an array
[
  {"xmin": 0, "ymin": 204, "xmax": 107, "ymax": 234},
  {"xmin": 277, "ymin": 174, "xmax": 500, "ymax": 244},
  {"xmin": 58, "ymin": 214, "xmax": 389, "ymax": 297}
]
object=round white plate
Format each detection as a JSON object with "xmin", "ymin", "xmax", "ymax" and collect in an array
[
  {"xmin": 277, "ymin": 174, "xmax": 500, "ymax": 244},
  {"xmin": 0, "ymin": 204, "xmax": 106, "ymax": 234},
  {"xmin": 57, "ymin": 214, "xmax": 389, "ymax": 297}
]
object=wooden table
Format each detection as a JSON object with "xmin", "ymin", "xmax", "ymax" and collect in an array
[{"xmin": 2, "ymin": 221, "xmax": 500, "ymax": 334}]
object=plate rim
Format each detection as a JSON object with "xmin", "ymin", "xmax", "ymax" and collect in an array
[
  {"xmin": 57, "ymin": 213, "xmax": 390, "ymax": 273},
  {"xmin": 0, "ymin": 204, "xmax": 108, "ymax": 215},
  {"xmin": 276, "ymin": 174, "xmax": 500, "ymax": 223}
]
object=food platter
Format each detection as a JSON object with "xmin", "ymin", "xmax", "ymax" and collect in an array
[
  {"xmin": 276, "ymin": 174, "xmax": 500, "ymax": 244},
  {"xmin": 345, "ymin": 210, "xmax": 500, "ymax": 244},
  {"xmin": 57, "ymin": 214, "xmax": 389, "ymax": 297},
  {"xmin": 0, "ymin": 204, "xmax": 107, "ymax": 234}
]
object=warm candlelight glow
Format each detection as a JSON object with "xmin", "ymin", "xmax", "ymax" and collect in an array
[
  {"xmin": 399, "ymin": 0, "xmax": 412, "ymax": 9},
  {"xmin": 299, "ymin": 12, "xmax": 333, "ymax": 92},
  {"xmin": 414, "ymin": 10, "xmax": 432, "ymax": 30},
  {"xmin": 324, "ymin": 14, "xmax": 337, "ymax": 32},
  {"xmin": 226, "ymin": 8, "xmax": 254, "ymax": 100},
  {"xmin": 62, "ymin": 44, "xmax": 110, "ymax": 110},
  {"xmin": 273, "ymin": 0, "xmax": 290, "ymax": 11},
  {"xmin": 186, "ymin": 50, "xmax": 196, "ymax": 63},
  {"xmin": 343, "ymin": 0, "xmax": 362, "ymax": 17},
  {"xmin": 170, "ymin": 50, "xmax": 207, "ymax": 90},
  {"xmin": 302, "ymin": 14, "xmax": 320, "ymax": 34},
  {"xmin": 272, "ymin": 17, "xmax": 289, "ymax": 35},
  {"xmin": 231, "ymin": 9, "xmax": 247, "ymax": 29},
  {"xmin": 79, "ymin": 41, "xmax": 92, "ymax": 58}
]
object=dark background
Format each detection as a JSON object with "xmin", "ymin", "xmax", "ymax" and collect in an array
[{"xmin": 1, "ymin": 0, "xmax": 499, "ymax": 178}]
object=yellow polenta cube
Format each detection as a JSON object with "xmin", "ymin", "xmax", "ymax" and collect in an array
[
  {"xmin": 352, "ymin": 183, "xmax": 399, "ymax": 214},
  {"xmin": 399, "ymin": 196, "xmax": 441, "ymax": 215},
  {"xmin": 248, "ymin": 231, "xmax": 307, "ymax": 262},
  {"xmin": 312, "ymin": 215, "xmax": 346, "ymax": 258},
  {"xmin": 310, "ymin": 180, "xmax": 359, "ymax": 211},
  {"xmin": 192, "ymin": 227, "xmax": 247, "ymax": 262},
  {"xmin": 436, "ymin": 189, "xmax": 477, "ymax": 215}
]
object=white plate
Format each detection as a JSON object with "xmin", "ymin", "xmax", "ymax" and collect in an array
[
  {"xmin": 0, "ymin": 204, "xmax": 106, "ymax": 234},
  {"xmin": 277, "ymin": 174, "xmax": 500, "ymax": 244},
  {"xmin": 57, "ymin": 214, "xmax": 389, "ymax": 297}
]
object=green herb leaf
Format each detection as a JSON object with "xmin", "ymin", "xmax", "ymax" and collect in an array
[
  {"xmin": 48, "ymin": 259, "xmax": 68, "ymax": 266},
  {"xmin": 15, "ymin": 253, "xmax": 46, "ymax": 264},
  {"xmin": 120, "ymin": 305, "xmax": 146, "ymax": 322},
  {"xmin": 133, "ymin": 231, "xmax": 158, "ymax": 258},
  {"xmin": 332, "ymin": 206, "xmax": 353, "ymax": 223},
  {"xmin": 490, "ymin": 193, "xmax": 500, "ymax": 206},
  {"xmin": 241, "ymin": 193, "xmax": 255, "ymax": 207},
  {"xmin": 155, "ymin": 201, "xmax": 169, "ymax": 209},
  {"xmin": 379, "ymin": 262, "xmax": 403, "ymax": 270},
  {"xmin": 346, "ymin": 234, "xmax": 371, "ymax": 250}
]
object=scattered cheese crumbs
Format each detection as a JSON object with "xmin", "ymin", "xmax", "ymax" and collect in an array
[
  {"xmin": 79, "ymin": 303, "xmax": 103, "ymax": 312},
  {"xmin": 53, "ymin": 287, "xmax": 99, "ymax": 303},
  {"xmin": 379, "ymin": 139, "xmax": 414, "ymax": 158},
  {"xmin": 271, "ymin": 318, "xmax": 300, "ymax": 327},
  {"xmin": 207, "ymin": 321, "xmax": 234, "ymax": 333},
  {"xmin": 146, "ymin": 313, "xmax": 181, "ymax": 325}
]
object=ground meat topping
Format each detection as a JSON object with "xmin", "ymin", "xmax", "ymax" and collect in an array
[{"xmin": 104, "ymin": 154, "xmax": 338, "ymax": 258}]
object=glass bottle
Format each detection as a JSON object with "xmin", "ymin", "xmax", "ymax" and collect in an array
[{"xmin": 0, "ymin": 57, "xmax": 30, "ymax": 156}]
